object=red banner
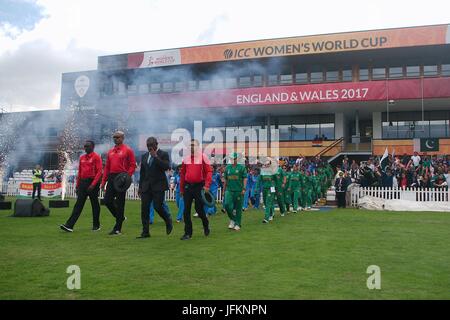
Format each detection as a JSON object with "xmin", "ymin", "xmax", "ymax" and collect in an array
[{"xmin": 128, "ymin": 77, "xmax": 450, "ymax": 111}]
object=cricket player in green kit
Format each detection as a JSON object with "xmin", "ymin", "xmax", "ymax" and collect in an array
[
  {"xmin": 284, "ymin": 166, "xmax": 293, "ymax": 212},
  {"xmin": 223, "ymin": 153, "xmax": 247, "ymax": 231},
  {"xmin": 274, "ymin": 164, "xmax": 287, "ymax": 216},
  {"xmin": 256, "ymin": 158, "xmax": 276, "ymax": 223},
  {"xmin": 288, "ymin": 165, "xmax": 301, "ymax": 213}
]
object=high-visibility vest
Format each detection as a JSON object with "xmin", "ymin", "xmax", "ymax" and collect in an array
[{"xmin": 32, "ymin": 170, "xmax": 42, "ymax": 183}]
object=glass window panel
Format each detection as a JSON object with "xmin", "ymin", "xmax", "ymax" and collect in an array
[
  {"xmin": 198, "ymin": 80, "xmax": 210, "ymax": 91},
  {"xmin": 382, "ymin": 121, "xmax": 397, "ymax": 139},
  {"xmin": 326, "ymin": 71, "xmax": 339, "ymax": 82},
  {"xmin": 406, "ymin": 66, "xmax": 420, "ymax": 78},
  {"xmin": 174, "ymin": 81, "xmax": 184, "ymax": 92},
  {"xmin": 253, "ymin": 75, "xmax": 263, "ymax": 86},
  {"xmin": 279, "ymin": 125, "xmax": 291, "ymax": 141},
  {"xmin": 162, "ymin": 82, "xmax": 173, "ymax": 93},
  {"xmin": 127, "ymin": 84, "xmax": 137, "ymax": 94},
  {"xmin": 225, "ymin": 78, "xmax": 237, "ymax": 88},
  {"xmin": 291, "ymin": 124, "xmax": 305, "ymax": 140},
  {"xmin": 139, "ymin": 84, "xmax": 149, "ymax": 94},
  {"xmin": 268, "ymin": 74, "xmax": 278, "ymax": 86},
  {"xmin": 187, "ymin": 80, "xmax": 197, "ymax": 91},
  {"xmin": 320, "ymin": 123, "xmax": 334, "ymax": 140},
  {"xmin": 397, "ymin": 121, "xmax": 413, "ymax": 139},
  {"xmin": 413, "ymin": 120, "xmax": 430, "ymax": 138},
  {"xmin": 442, "ymin": 64, "xmax": 450, "ymax": 76},
  {"xmin": 423, "ymin": 65, "xmax": 438, "ymax": 77},
  {"xmin": 305, "ymin": 123, "xmax": 320, "ymax": 140},
  {"xmin": 389, "ymin": 67, "xmax": 403, "ymax": 79},
  {"xmin": 211, "ymin": 78, "xmax": 224, "ymax": 90},
  {"xmin": 150, "ymin": 83, "xmax": 160, "ymax": 93},
  {"xmin": 430, "ymin": 120, "xmax": 447, "ymax": 137},
  {"xmin": 342, "ymin": 70, "xmax": 352, "ymax": 81},
  {"xmin": 280, "ymin": 74, "xmax": 293, "ymax": 85},
  {"xmin": 295, "ymin": 73, "xmax": 308, "ymax": 84},
  {"xmin": 239, "ymin": 76, "xmax": 251, "ymax": 87},
  {"xmin": 359, "ymin": 69, "xmax": 369, "ymax": 81},
  {"xmin": 372, "ymin": 67, "xmax": 386, "ymax": 80},
  {"xmin": 310, "ymin": 72, "xmax": 323, "ymax": 83}
]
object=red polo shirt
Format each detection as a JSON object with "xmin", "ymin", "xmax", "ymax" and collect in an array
[
  {"xmin": 179, "ymin": 153, "xmax": 212, "ymax": 193},
  {"xmin": 76, "ymin": 152, "xmax": 103, "ymax": 188},
  {"xmin": 101, "ymin": 144, "xmax": 136, "ymax": 186}
]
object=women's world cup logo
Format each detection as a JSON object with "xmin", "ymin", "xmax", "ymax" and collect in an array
[{"xmin": 74, "ymin": 75, "xmax": 90, "ymax": 98}]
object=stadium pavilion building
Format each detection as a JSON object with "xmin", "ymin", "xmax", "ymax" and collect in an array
[{"xmin": 18, "ymin": 24, "xmax": 450, "ymax": 169}]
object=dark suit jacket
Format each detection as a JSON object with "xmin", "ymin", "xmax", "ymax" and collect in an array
[{"xmin": 139, "ymin": 149, "xmax": 170, "ymax": 193}]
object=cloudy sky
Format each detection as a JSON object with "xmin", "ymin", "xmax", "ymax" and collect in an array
[{"xmin": 0, "ymin": 0, "xmax": 449, "ymax": 112}]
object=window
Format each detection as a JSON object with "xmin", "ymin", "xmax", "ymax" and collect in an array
[
  {"xmin": 291, "ymin": 124, "xmax": 305, "ymax": 140},
  {"xmin": 127, "ymin": 84, "xmax": 137, "ymax": 94},
  {"xmin": 211, "ymin": 78, "xmax": 224, "ymax": 90},
  {"xmin": 253, "ymin": 75, "xmax": 263, "ymax": 87},
  {"xmin": 342, "ymin": 70, "xmax": 352, "ymax": 82},
  {"xmin": 239, "ymin": 76, "xmax": 251, "ymax": 87},
  {"xmin": 162, "ymin": 82, "xmax": 173, "ymax": 93},
  {"xmin": 306, "ymin": 123, "xmax": 320, "ymax": 140},
  {"xmin": 268, "ymin": 74, "xmax": 278, "ymax": 86},
  {"xmin": 430, "ymin": 120, "xmax": 447, "ymax": 137},
  {"xmin": 139, "ymin": 84, "xmax": 149, "ymax": 94},
  {"xmin": 225, "ymin": 78, "xmax": 237, "ymax": 88},
  {"xmin": 413, "ymin": 121, "xmax": 430, "ymax": 138},
  {"xmin": 372, "ymin": 67, "xmax": 386, "ymax": 80},
  {"xmin": 320, "ymin": 123, "xmax": 334, "ymax": 140},
  {"xmin": 406, "ymin": 66, "xmax": 420, "ymax": 78},
  {"xmin": 295, "ymin": 73, "xmax": 308, "ymax": 84},
  {"xmin": 280, "ymin": 74, "xmax": 293, "ymax": 85},
  {"xmin": 441, "ymin": 64, "xmax": 450, "ymax": 76},
  {"xmin": 382, "ymin": 122, "xmax": 397, "ymax": 139},
  {"xmin": 310, "ymin": 69, "xmax": 323, "ymax": 83},
  {"xmin": 279, "ymin": 125, "xmax": 291, "ymax": 141},
  {"xmin": 423, "ymin": 65, "xmax": 438, "ymax": 77},
  {"xmin": 199, "ymin": 80, "xmax": 210, "ymax": 91},
  {"xmin": 359, "ymin": 69, "xmax": 369, "ymax": 81},
  {"xmin": 187, "ymin": 80, "xmax": 197, "ymax": 91},
  {"xmin": 389, "ymin": 67, "xmax": 403, "ymax": 79},
  {"xmin": 174, "ymin": 81, "xmax": 184, "ymax": 92},
  {"xmin": 326, "ymin": 70, "xmax": 339, "ymax": 82},
  {"xmin": 150, "ymin": 83, "xmax": 160, "ymax": 93}
]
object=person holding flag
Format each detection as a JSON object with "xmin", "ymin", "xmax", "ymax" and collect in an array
[{"xmin": 223, "ymin": 152, "xmax": 247, "ymax": 231}]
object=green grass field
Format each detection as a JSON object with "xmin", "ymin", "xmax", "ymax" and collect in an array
[{"xmin": 0, "ymin": 197, "xmax": 449, "ymax": 300}]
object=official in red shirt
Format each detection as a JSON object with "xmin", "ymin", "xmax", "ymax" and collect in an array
[
  {"xmin": 179, "ymin": 139, "xmax": 212, "ymax": 240},
  {"xmin": 101, "ymin": 131, "xmax": 136, "ymax": 235},
  {"xmin": 60, "ymin": 140, "xmax": 102, "ymax": 232}
]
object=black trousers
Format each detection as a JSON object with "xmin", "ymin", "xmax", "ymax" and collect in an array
[
  {"xmin": 65, "ymin": 179, "xmax": 100, "ymax": 229},
  {"xmin": 336, "ymin": 191, "xmax": 346, "ymax": 208},
  {"xmin": 183, "ymin": 182, "xmax": 209, "ymax": 236},
  {"xmin": 141, "ymin": 189, "xmax": 172, "ymax": 235},
  {"xmin": 32, "ymin": 183, "xmax": 41, "ymax": 200},
  {"xmin": 104, "ymin": 174, "xmax": 126, "ymax": 232}
]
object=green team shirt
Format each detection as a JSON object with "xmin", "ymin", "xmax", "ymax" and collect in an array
[
  {"xmin": 274, "ymin": 167, "xmax": 286, "ymax": 188},
  {"xmin": 289, "ymin": 172, "xmax": 301, "ymax": 189},
  {"xmin": 224, "ymin": 164, "xmax": 247, "ymax": 192},
  {"xmin": 257, "ymin": 174, "xmax": 275, "ymax": 190}
]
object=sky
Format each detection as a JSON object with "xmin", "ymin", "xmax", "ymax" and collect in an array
[{"xmin": 0, "ymin": 0, "xmax": 449, "ymax": 112}]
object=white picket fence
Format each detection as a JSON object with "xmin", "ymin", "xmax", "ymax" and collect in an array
[
  {"xmin": 350, "ymin": 186, "xmax": 450, "ymax": 207},
  {"xmin": 0, "ymin": 181, "xmax": 225, "ymax": 203}
]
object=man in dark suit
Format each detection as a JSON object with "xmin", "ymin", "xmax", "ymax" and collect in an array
[
  {"xmin": 335, "ymin": 171, "xmax": 349, "ymax": 208},
  {"xmin": 137, "ymin": 137, "xmax": 173, "ymax": 238}
]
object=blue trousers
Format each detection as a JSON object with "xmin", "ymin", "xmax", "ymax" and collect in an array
[
  {"xmin": 149, "ymin": 201, "xmax": 171, "ymax": 224},
  {"xmin": 243, "ymin": 188, "xmax": 252, "ymax": 209},
  {"xmin": 175, "ymin": 192, "xmax": 184, "ymax": 221}
]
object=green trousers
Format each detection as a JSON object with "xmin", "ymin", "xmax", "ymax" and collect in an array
[
  {"xmin": 224, "ymin": 190, "xmax": 244, "ymax": 227},
  {"xmin": 275, "ymin": 188, "xmax": 286, "ymax": 214},
  {"xmin": 262, "ymin": 188, "xmax": 274, "ymax": 220},
  {"xmin": 292, "ymin": 190, "xmax": 300, "ymax": 211}
]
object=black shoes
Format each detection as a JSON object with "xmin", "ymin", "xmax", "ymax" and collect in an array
[
  {"xmin": 180, "ymin": 234, "xmax": 191, "ymax": 240},
  {"xmin": 166, "ymin": 223, "xmax": 173, "ymax": 235},
  {"xmin": 204, "ymin": 228, "xmax": 210, "ymax": 236},
  {"xmin": 92, "ymin": 226, "xmax": 101, "ymax": 232},
  {"xmin": 109, "ymin": 230, "xmax": 122, "ymax": 235},
  {"xmin": 136, "ymin": 233, "xmax": 150, "ymax": 239},
  {"xmin": 60, "ymin": 224, "xmax": 73, "ymax": 232}
]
